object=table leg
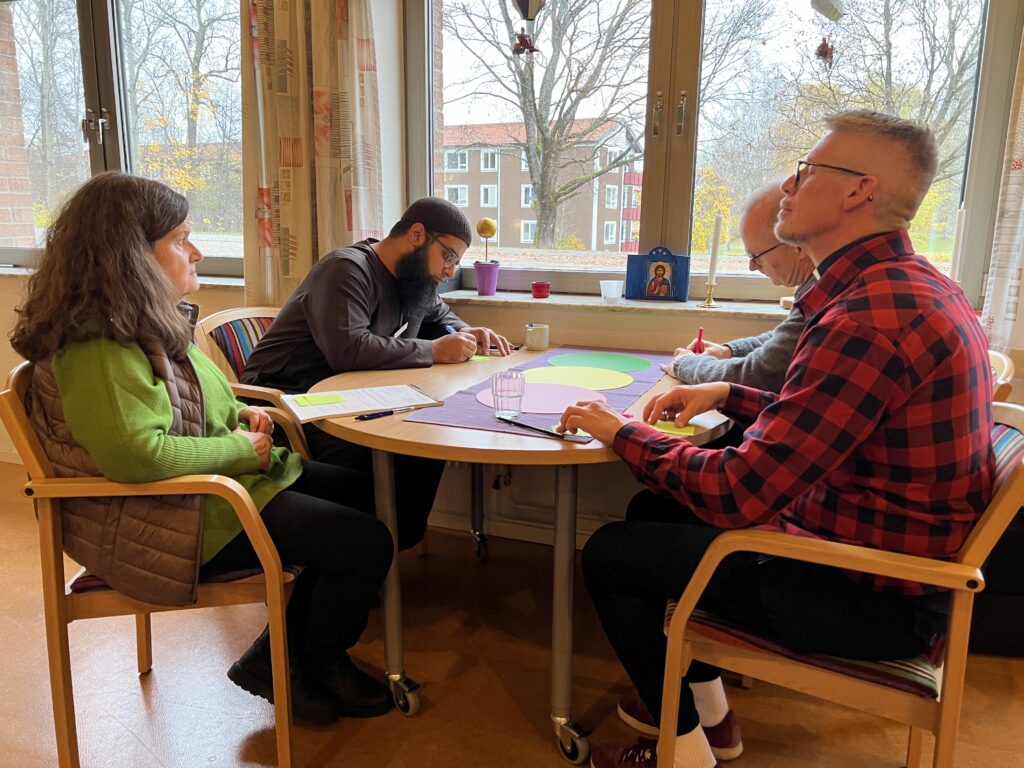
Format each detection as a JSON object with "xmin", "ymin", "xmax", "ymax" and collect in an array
[
  {"xmin": 372, "ymin": 449, "xmax": 421, "ymax": 716},
  {"xmin": 551, "ymin": 464, "xmax": 590, "ymax": 764},
  {"xmin": 470, "ymin": 464, "xmax": 488, "ymax": 560}
]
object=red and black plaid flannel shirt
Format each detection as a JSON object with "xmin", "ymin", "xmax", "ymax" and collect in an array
[{"xmin": 614, "ymin": 230, "xmax": 994, "ymax": 594}]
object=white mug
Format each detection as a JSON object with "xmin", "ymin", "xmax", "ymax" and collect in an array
[{"xmin": 524, "ymin": 323, "xmax": 550, "ymax": 351}]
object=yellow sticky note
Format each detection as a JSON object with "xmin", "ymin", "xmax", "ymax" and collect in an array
[
  {"xmin": 653, "ymin": 420, "xmax": 696, "ymax": 437},
  {"xmin": 295, "ymin": 394, "xmax": 344, "ymax": 407}
]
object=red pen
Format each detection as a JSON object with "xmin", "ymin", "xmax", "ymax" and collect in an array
[{"xmin": 695, "ymin": 326, "xmax": 704, "ymax": 354}]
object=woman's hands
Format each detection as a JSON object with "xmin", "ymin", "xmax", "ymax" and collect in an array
[
  {"xmin": 557, "ymin": 400, "xmax": 630, "ymax": 445},
  {"xmin": 641, "ymin": 382, "xmax": 730, "ymax": 428},
  {"xmin": 237, "ymin": 405, "xmax": 273, "ymax": 470}
]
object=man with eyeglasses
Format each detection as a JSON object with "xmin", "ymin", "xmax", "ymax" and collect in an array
[
  {"xmin": 666, "ymin": 185, "xmax": 815, "ymax": 394},
  {"xmin": 562, "ymin": 112, "xmax": 993, "ymax": 768},
  {"xmin": 242, "ymin": 196, "xmax": 511, "ymax": 551}
]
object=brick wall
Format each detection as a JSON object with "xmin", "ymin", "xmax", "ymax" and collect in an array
[{"xmin": 0, "ymin": 7, "xmax": 34, "ymax": 247}]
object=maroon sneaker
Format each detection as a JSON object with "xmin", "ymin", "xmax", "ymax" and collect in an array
[
  {"xmin": 589, "ymin": 737, "xmax": 719, "ymax": 768},
  {"xmin": 616, "ymin": 688, "xmax": 743, "ymax": 760}
]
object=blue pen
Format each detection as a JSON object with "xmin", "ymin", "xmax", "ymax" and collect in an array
[{"xmin": 444, "ymin": 324, "xmax": 458, "ymax": 335}]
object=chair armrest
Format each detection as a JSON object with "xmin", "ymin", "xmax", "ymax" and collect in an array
[
  {"xmin": 667, "ymin": 529, "xmax": 984, "ymax": 641},
  {"xmin": 263, "ymin": 406, "xmax": 311, "ymax": 460},
  {"xmin": 231, "ymin": 382, "xmax": 288, "ymax": 410},
  {"xmin": 25, "ymin": 475, "xmax": 284, "ymax": 583}
]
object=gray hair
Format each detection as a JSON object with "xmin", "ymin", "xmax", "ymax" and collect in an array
[
  {"xmin": 741, "ymin": 183, "xmax": 785, "ymax": 235},
  {"xmin": 824, "ymin": 110, "xmax": 937, "ymax": 224}
]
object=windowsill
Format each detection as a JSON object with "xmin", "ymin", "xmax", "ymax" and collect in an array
[
  {"xmin": 0, "ymin": 267, "xmax": 244, "ymax": 287},
  {"xmin": 441, "ymin": 289, "xmax": 790, "ymax": 321}
]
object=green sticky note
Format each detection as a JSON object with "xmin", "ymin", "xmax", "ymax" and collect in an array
[
  {"xmin": 295, "ymin": 394, "xmax": 344, "ymax": 407},
  {"xmin": 470, "ymin": 355, "xmax": 490, "ymax": 361}
]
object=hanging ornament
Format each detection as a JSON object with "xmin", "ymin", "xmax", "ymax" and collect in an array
[{"xmin": 816, "ymin": 36, "xmax": 835, "ymax": 70}]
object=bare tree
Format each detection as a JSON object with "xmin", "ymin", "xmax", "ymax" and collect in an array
[{"xmin": 443, "ymin": 0, "xmax": 649, "ymax": 247}]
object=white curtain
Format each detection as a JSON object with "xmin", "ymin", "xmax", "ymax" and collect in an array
[
  {"xmin": 241, "ymin": 0, "xmax": 383, "ymax": 305},
  {"xmin": 980, "ymin": 27, "xmax": 1024, "ymax": 352}
]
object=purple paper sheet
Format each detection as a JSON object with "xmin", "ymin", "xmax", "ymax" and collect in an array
[{"xmin": 405, "ymin": 346, "xmax": 674, "ymax": 442}]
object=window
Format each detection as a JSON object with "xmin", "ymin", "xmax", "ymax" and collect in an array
[
  {"xmin": 481, "ymin": 184, "xmax": 498, "ymax": 207},
  {"xmin": 445, "ymin": 185, "xmax": 468, "ymax": 207},
  {"xmin": 480, "ymin": 149, "xmax": 497, "ymax": 172},
  {"xmin": 445, "ymin": 148, "xmax": 468, "ymax": 171},
  {"xmin": 2, "ymin": 0, "xmax": 244, "ymax": 276},
  {"xmin": 604, "ymin": 221, "xmax": 617, "ymax": 244},
  {"xmin": 521, "ymin": 220, "xmax": 536, "ymax": 243},
  {"xmin": 415, "ymin": 1, "xmax": 1013, "ymax": 302},
  {"xmin": 521, "ymin": 184, "xmax": 533, "ymax": 208}
]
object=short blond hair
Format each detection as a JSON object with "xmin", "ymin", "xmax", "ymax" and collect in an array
[{"xmin": 825, "ymin": 110, "xmax": 937, "ymax": 224}]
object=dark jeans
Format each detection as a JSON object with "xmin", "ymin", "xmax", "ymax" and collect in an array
[
  {"xmin": 202, "ymin": 459, "xmax": 393, "ymax": 662},
  {"xmin": 302, "ymin": 423, "xmax": 445, "ymax": 551},
  {"xmin": 582, "ymin": 490, "xmax": 947, "ymax": 735}
]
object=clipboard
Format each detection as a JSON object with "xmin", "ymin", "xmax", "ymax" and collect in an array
[{"xmin": 281, "ymin": 384, "xmax": 442, "ymax": 423}]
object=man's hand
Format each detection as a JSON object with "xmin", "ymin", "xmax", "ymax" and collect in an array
[
  {"xmin": 641, "ymin": 382, "xmax": 730, "ymax": 428},
  {"xmin": 235, "ymin": 428, "xmax": 272, "ymax": 470},
  {"xmin": 464, "ymin": 326, "xmax": 513, "ymax": 356},
  {"xmin": 238, "ymin": 405, "xmax": 273, "ymax": 435},
  {"xmin": 557, "ymin": 400, "xmax": 631, "ymax": 445},
  {"xmin": 432, "ymin": 331, "xmax": 478, "ymax": 363},
  {"xmin": 685, "ymin": 337, "xmax": 732, "ymax": 359}
]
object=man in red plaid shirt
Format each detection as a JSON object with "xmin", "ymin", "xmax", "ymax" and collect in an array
[{"xmin": 561, "ymin": 112, "xmax": 995, "ymax": 768}]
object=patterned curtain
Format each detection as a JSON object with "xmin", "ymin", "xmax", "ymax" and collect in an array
[
  {"xmin": 241, "ymin": 0, "xmax": 383, "ymax": 306},
  {"xmin": 980, "ymin": 28, "xmax": 1024, "ymax": 353}
]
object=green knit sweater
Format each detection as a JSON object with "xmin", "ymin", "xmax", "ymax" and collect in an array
[{"xmin": 52, "ymin": 338, "xmax": 303, "ymax": 563}]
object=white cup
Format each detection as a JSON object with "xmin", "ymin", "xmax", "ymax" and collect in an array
[
  {"xmin": 600, "ymin": 280, "xmax": 624, "ymax": 303},
  {"xmin": 524, "ymin": 323, "xmax": 549, "ymax": 351},
  {"xmin": 491, "ymin": 370, "xmax": 526, "ymax": 419}
]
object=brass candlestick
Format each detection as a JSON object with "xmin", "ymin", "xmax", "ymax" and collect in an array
[{"xmin": 698, "ymin": 282, "xmax": 719, "ymax": 308}]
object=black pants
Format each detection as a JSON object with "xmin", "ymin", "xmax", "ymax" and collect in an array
[
  {"xmin": 302, "ymin": 423, "xmax": 445, "ymax": 551},
  {"xmin": 202, "ymin": 460, "xmax": 394, "ymax": 661},
  {"xmin": 582, "ymin": 490, "xmax": 947, "ymax": 735}
]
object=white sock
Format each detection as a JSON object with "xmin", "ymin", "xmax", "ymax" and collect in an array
[
  {"xmin": 689, "ymin": 678, "xmax": 729, "ymax": 728},
  {"xmin": 674, "ymin": 724, "xmax": 717, "ymax": 768}
]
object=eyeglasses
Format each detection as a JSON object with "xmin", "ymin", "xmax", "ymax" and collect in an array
[
  {"xmin": 748, "ymin": 242, "xmax": 785, "ymax": 266},
  {"xmin": 794, "ymin": 160, "xmax": 869, "ymax": 187},
  {"xmin": 429, "ymin": 233, "xmax": 462, "ymax": 268}
]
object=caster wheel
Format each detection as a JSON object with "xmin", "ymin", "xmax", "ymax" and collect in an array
[
  {"xmin": 394, "ymin": 688, "xmax": 420, "ymax": 717},
  {"xmin": 558, "ymin": 733, "xmax": 590, "ymax": 764}
]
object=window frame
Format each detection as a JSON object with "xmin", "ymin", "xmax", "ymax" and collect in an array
[
  {"xmin": 480, "ymin": 148, "xmax": 497, "ymax": 172},
  {"xmin": 604, "ymin": 221, "xmax": 617, "ymax": 244},
  {"xmin": 445, "ymin": 184, "xmax": 469, "ymax": 207},
  {"xmin": 521, "ymin": 183, "xmax": 533, "ymax": 208},
  {"xmin": 605, "ymin": 185, "xmax": 618, "ymax": 209},
  {"xmin": 520, "ymin": 219, "xmax": 536, "ymax": 243},
  {"xmin": 403, "ymin": 0, "xmax": 1020, "ymax": 306},
  {"xmin": 480, "ymin": 184, "xmax": 498, "ymax": 207},
  {"xmin": 444, "ymin": 148, "xmax": 468, "ymax": 172}
]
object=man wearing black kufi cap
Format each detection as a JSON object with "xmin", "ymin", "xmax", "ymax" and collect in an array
[{"xmin": 242, "ymin": 196, "xmax": 511, "ymax": 550}]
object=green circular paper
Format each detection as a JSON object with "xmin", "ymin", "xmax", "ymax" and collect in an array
[{"xmin": 549, "ymin": 351, "xmax": 651, "ymax": 373}]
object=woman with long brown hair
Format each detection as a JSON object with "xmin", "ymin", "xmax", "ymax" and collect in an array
[{"xmin": 11, "ymin": 172, "xmax": 395, "ymax": 725}]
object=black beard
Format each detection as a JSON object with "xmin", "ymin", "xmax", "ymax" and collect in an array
[{"xmin": 394, "ymin": 244, "xmax": 437, "ymax": 320}]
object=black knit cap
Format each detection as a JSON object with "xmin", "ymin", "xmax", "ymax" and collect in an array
[{"xmin": 399, "ymin": 196, "xmax": 473, "ymax": 247}]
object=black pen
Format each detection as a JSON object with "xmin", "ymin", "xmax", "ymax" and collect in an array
[
  {"xmin": 497, "ymin": 416, "xmax": 589, "ymax": 442},
  {"xmin": 355, "ymin": 405, "xmax": 421, "ymax": 421}
]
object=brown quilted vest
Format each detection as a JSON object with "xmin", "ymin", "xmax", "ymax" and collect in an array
[{"xmin": 27, "ymin": 335, "xmax": 208, "ymax": 606}]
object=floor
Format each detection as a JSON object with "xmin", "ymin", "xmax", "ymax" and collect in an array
[{"xmin": 1, "ymin": 458, "xmax": 1022, "ymax": 768}]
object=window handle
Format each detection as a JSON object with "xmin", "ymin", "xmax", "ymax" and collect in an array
[
  {"xmin": 81, "ymin": 108, "xmax": 110, "ymax": 145},
  {"xmin": 651, "ymin": 91, "xmax": 664, "ymax": 138},
  {"xmin": 675, "ymin": 91, "xmax": 687, "ymax": 136}
]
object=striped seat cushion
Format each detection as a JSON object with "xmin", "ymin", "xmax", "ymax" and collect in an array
[
  {"xmin": 69, "ymin": 565, "xmax": 303, "ymax": 594},
  {"xmin": 209, "ymin": 316, "xmax": 275, "ymax": 378},
  {"xmin": 664, "ymin": 604, "xmax": 942, "ymax": 699},
  {"xmin": 991, "ymin": 424, "xmax": 1024, "ymax": 505}
]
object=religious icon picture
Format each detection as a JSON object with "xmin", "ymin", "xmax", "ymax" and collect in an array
[
  {"xmin": 646, "ymin": 261, "xmax": 672, "ymax": 297},
  {"xmin": 625, "ymin": 247, "xmax": 690, "ymax": 302}
]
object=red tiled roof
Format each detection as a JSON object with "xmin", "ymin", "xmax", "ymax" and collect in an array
[{"xmin": 443, "ymin": 119, "xmax": 619, "ymax": 148}]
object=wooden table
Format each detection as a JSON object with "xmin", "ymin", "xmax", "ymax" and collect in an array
[{"xmin": 310, "ymin": 348, "xmax": 728, "ymax": 763}]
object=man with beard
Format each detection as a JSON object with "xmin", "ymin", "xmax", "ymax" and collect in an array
[{"xmin": 242, "ymin": 197, "xmax": 511, "ymax": 549}]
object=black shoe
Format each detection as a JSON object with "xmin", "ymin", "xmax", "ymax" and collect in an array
[
  {"xmin": 304, "ymin": 653, "xmax": 394, "ymax": 717},
  {"xmin": 227, "ymin": 629, "xmax": 340, "ymax": 724}
]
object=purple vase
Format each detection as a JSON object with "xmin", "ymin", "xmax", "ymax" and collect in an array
[{"xmin": 474, "ymin": 260, "xmax": 500, "ymax": 296}]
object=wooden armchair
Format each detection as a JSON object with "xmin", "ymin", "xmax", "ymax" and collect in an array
[
  {"xmin": 0, "ymin": 361, "xmax": 300, "ymax": 768},
  {"xmin": 658, "ymin": 401, "xmax": 1024, "ymax": 768},
  {"xmin": 196, "ymin": 306, "xmax": 309, "ymax": 458},
  {"xmin": 989, "ymin": 349, "xmax": 1015, "ymax": 402}
]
